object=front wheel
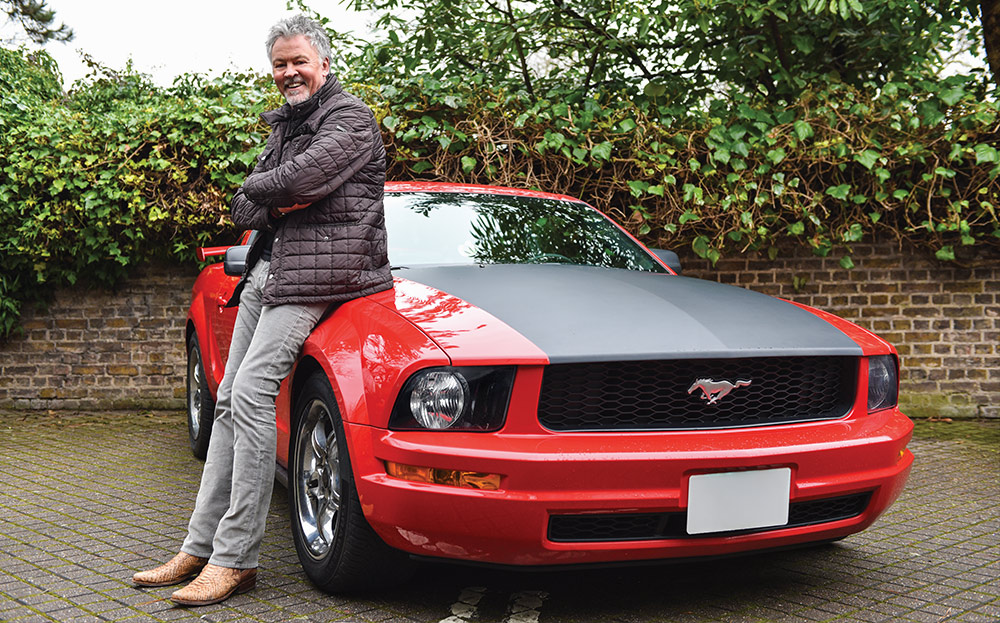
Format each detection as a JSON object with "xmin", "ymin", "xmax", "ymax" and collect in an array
[
  {"xmin": 186, "ymin": 332, "xmax": 215, "ymax": 459},
  {"xmin": 289, "ymin": 371, "xmax": 414, "ymax": 593}
]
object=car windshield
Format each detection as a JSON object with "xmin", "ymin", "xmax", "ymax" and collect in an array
[{"xmin": 385, "ymin": 192, "xmax": 666, "ymax": 273}]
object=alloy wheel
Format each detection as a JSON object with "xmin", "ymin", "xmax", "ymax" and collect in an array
[
  {"xmin": 187, "ymin": 346, "xmax": 203, "ymax": 438},
  {"xmin": 295, "ymin": 399, "xmax": 342, "ymax": 559}
]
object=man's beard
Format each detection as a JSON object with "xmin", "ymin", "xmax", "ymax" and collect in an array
[{"xmin": 283, "ymin": 79, "xmax": 310, "ymax": 105}]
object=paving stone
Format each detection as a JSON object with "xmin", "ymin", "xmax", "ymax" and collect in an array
[{"xmin": 1, "ymin": 410, "xmax": 997, "ymax": 623}]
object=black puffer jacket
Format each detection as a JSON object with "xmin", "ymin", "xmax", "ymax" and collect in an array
[{"xmin": 229, "ymin": 74, "xmax": 392, "ymax": 307}]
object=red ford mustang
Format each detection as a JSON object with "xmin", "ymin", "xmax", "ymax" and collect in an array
[{"xmin": 186, "ymin": 182, "xmax": 913, "ymax": 592}]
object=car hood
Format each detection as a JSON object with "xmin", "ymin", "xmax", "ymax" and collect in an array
[{"xmin": 390, "ymin": 264, "xmax": 861, "ymax": 364}]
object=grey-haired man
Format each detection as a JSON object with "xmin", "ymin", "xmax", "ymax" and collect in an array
[{"xmin": 131, "ymin": 15, "xmax": 391, "ymax": 605}]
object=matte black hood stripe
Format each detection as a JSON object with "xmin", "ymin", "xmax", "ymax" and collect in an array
[{"xmin": 396, "ymin": 265, "xmax": 862, "ymax": 363}]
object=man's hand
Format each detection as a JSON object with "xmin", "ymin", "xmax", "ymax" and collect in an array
[{"xmin": 269, "ymin": 203, "xmax": 311, "ymax": 219}]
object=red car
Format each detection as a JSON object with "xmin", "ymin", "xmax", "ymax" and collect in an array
[{"xmin": 186, "ymin": 182, "xmax": 913, "ymax": 592}]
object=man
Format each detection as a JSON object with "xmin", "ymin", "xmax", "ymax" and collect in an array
[{"xmin": 131, "ymin": 15, "xmax": 391, "ymax": 606}]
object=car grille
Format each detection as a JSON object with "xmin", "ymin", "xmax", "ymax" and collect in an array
[
  {"xmin": 548, "ymin": 492, "xmax": 872, "ymax": 542},
  {"xmin": 538, "ymin": 356, "xmax": 858, "ymax": 431}
]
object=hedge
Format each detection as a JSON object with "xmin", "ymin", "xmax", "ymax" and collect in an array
[{"xmin": 0, "ymin": 47, "xmax": 997, "ymax": 338}]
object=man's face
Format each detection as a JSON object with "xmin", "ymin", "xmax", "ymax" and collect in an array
[{"xmin": 271, "ymin": 34, "xmax": 330, "ymax": 106}]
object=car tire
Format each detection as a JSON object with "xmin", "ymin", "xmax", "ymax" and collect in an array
[
  {"xmin": 289, "ymin": 371, "xmax": 415, "ymax": 593},
  {"xmin": 186, "ymin": 332, "xmax": 215, "ymax": 460}
]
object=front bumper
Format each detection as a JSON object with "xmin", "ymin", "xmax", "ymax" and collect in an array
[{"xmin": 346, "ymin": 407, "xmax": 913, "ymax": 566}]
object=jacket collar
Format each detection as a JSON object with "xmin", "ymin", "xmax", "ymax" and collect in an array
[{"xmin": 261, "ymin": 73, "xmax": 343, "ymax": 128}]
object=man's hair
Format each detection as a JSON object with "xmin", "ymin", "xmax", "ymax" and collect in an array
[{"xmin": 265, "ymin": 15, "xmax": 332, "ymax": 64}]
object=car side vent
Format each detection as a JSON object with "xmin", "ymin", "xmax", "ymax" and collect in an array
[{"xmin": 538, "ymin": 356, "xmax": 858, "ymax": 431}]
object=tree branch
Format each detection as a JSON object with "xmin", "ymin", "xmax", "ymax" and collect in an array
[
  {"xmin": 983, "ymin": 0, "xmax": 1000, "ymax": 88},
  {"xmin": 487, "ymin": 0, "xmax": 535, "ymax": 97},
  {"xmin": 766, "ymin": 14, "xmax": 792, "ymax": 73},
  {"xmin": 550, "ymin": 0, "xmax": 654, "ymax": 80}
]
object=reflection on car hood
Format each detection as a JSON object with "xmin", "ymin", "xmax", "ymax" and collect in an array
[{"xmin": 393, "ymin": 264, "xmax": 861, "ymax": 363}]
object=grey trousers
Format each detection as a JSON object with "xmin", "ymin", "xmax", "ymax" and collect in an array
[{"xmin": 181, "ymin": 260, "xmax": 327, "ymax": 569}]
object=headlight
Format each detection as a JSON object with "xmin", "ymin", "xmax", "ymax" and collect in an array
[
  {"xmin": 390, "ymin": 366, "xmax": 516, "ymax": 431},
  {"xmin": 867, "ymin": 355, "xmax": 898, "ymax": 412},
  {"xmin": 409, "ymin": 371, "xmax": 468, "ymax": 429}
]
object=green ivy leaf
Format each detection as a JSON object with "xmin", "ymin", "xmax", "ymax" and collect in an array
[
  {"xmin": 679, "ymin": 209, "xmax": 700, "ymax": 224},
  {"xmin": 935, "ymin": 246, "xmax": 956, "ymax": 261},
  {"xmin": 826, "ymin": 184, "xmax": 851, "ymax": 200},
  {"xmin": 707, "ymin": 126, "xmax": 728, "ymax": 145},
  {"xmin": 939, "ymin": 87, "xmax": 965, "ymax": 106},
  {"xmin": 854, "ymin": 149, "xmax": 879, "ymax": 170},
  {"xmin": 842, "ymin": 223, "xmax": 864, "ymax": 242},
  {"xmin": 974, "ymin": 143, "xmax": 998, "ymax": 164},
  {"xmin": 793, "ymin": 120, "xmax": 814, "ymax": 141},
  {"xmin": 917, "ymin": 101, "xmax": 945, "ymax": 127},
  {"xmin": 627, "ymin": 180, "xmax": 649, "ymax": 197},
  {"xmin": 692, "ymin": 235, "xmax": 711, "ymax": 258},
  {"xmin": 591, "ymin": 141, "xmax": 613, "ymax": 161}
]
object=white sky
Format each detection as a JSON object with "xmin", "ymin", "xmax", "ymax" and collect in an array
[
  {"xmin": 2, "ymin": 0, "xmax": 375, "ymax": 88},
  {"xmin": 2, "ymin": 1, "xmax": 986, "ymax": 89}
]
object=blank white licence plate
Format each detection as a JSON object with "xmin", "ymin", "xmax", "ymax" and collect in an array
[{"xmin": 686, "ymin": 468, "xmax": 791, "ymax": 535}]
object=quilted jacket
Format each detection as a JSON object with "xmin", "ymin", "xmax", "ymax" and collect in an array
[{"xmin": 228, "ymin": 74, "xmax": 392, "ymax": 307}]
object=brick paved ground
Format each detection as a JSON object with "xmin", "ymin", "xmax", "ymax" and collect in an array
[{"xmin": 0, "ymin": 411, "xmax": 997, "ymax": 623}]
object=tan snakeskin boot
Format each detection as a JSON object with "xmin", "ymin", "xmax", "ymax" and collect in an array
[
  {"xmin": 170, "ymin": 563, "xmax": 258, "ymax": 606},
  {"xmin": 132, "ymin": 552, "xmax": 208, "ymax": 587}
]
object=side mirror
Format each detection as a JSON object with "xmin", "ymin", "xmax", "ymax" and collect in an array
[
  {"xmin": 224, "ymin": 245, "xmax": 250, "ymax": 277},
  {"xmin": 650, "ymin": 248, "xmax": 682, "ymax": 275}
]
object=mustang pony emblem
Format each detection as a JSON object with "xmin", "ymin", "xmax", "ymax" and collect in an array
[{"xmin": 688, "ymin": 378, "xmax": 752, "ymax": 405}]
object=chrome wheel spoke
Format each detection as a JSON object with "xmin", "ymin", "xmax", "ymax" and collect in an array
[
  {"xmin": 305, "ymin": 469, "xmax": 324, "ymax": 502},
  {"xmin": 311, "ymin": 422, "xmax": 328, "ymax": 461},
  {"xmin": 305, "ymin": 528, "xmax": 325, "ymax": 553},
  {"xmin": 318, "ymin": 499, "xmax": 335, "ymax": 543},
  {"xmin": 328, "ymin": 483, "xmax": 341, "ymax": 508},
  {"xmin": 326, "ymin": 436, "xmax": 341, "ymax": 506}
]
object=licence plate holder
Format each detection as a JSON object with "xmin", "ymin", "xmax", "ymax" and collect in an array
[{"xmin": 686, "ymin": 468, "xmax": 791, "ymax": 535}]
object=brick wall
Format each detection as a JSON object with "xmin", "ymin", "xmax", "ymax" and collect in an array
[
  {"xmin": 0, "ymin": 265, "xmax": 198, "ymax": 410},
  {"xmin": 0, "ymin": 244, "xmax": 996, "ymax": 417}
]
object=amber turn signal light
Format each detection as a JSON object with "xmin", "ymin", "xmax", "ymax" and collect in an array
[{"xmin": 385, "ymin": 461, "xmax": 501, "ymax": 491}]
